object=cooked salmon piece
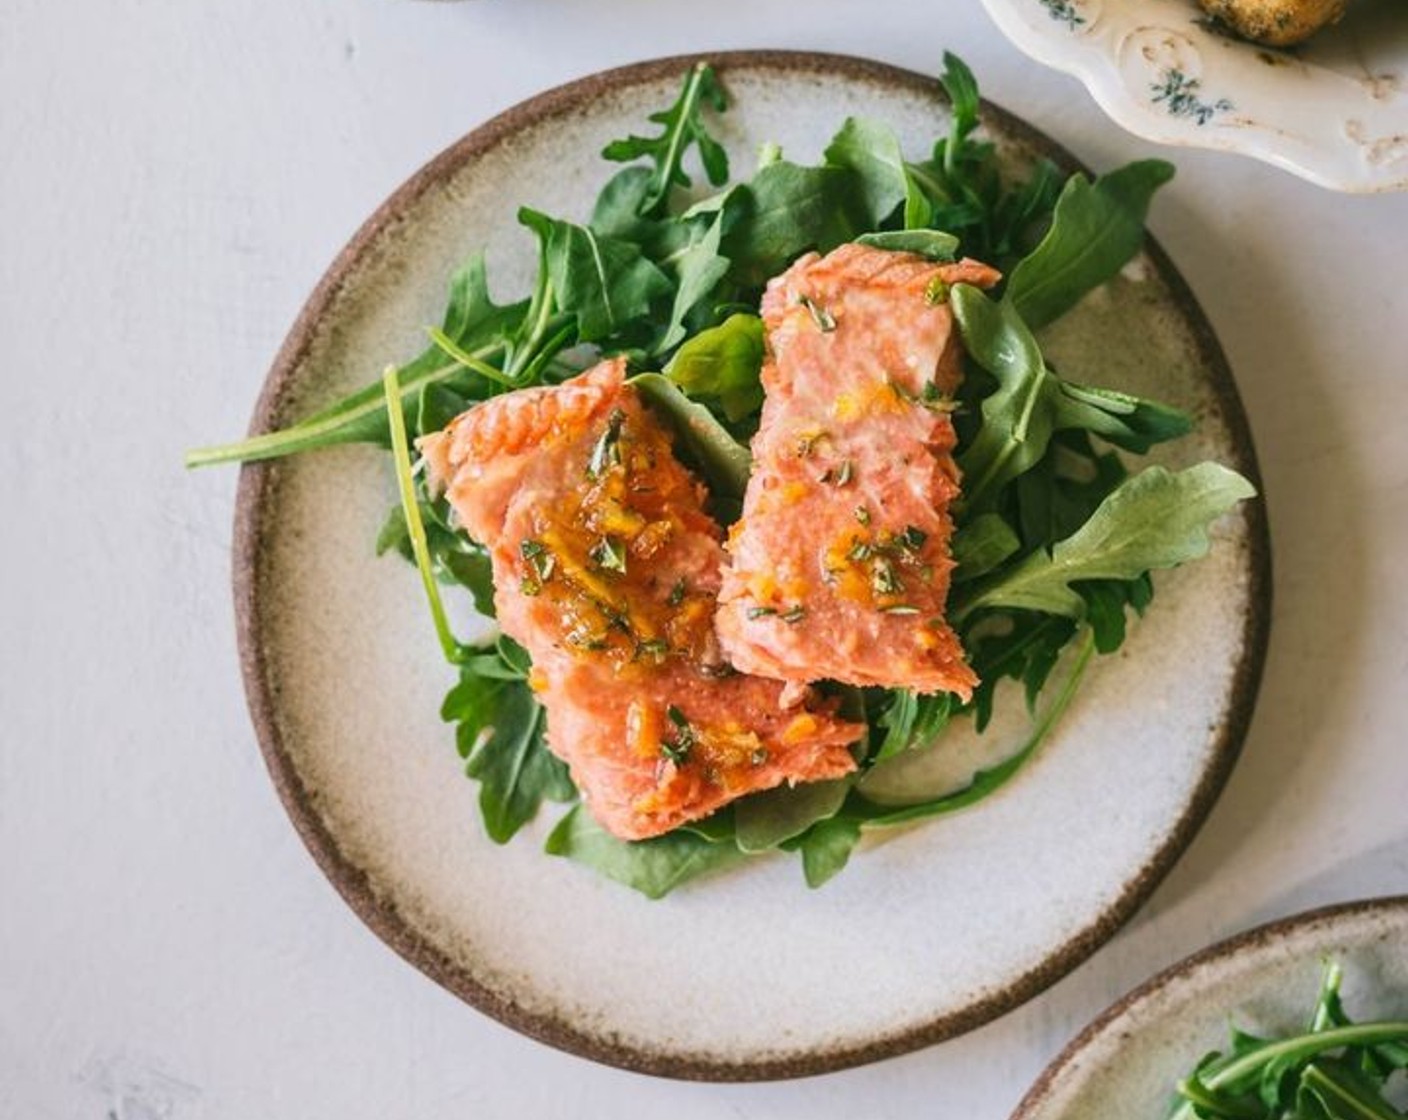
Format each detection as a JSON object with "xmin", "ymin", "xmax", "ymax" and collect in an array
[
  {"xmin": 420, "ymin": 359, "xmax": 863, "ymax": 841},
  {"xmin": 716, "ymin": 244, "xmax": 1001, "ymax": 699}
]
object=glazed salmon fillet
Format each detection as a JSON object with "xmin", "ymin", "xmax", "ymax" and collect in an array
[
  {"xmin": 420, "ymin": 359, "xmax": 862, "ymax": 841},
  {"xmin": 716, "ymin": 244, "xmax": 1002, "ymax": 699}
]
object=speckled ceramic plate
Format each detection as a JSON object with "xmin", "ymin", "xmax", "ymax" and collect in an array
[
  {"xmin": 1012, "ymin": 896, "xmax": 1408, "ymax": 1118},
  {"xmin": 981, "ymin": 0, "xmax": 1408, "ymax": 192},
  {"xmin": 234, "ymin": 52, "xmax": 1270, "ymax": 1080}
]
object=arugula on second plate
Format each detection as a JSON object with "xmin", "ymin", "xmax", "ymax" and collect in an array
[
  {"xmin": 188, "ymin": 54, "xmax": 1255, "ymax": 897},
  {"xmin": 1167, "ymin": 960, "xmax": 1408, "ymax": 1120}
]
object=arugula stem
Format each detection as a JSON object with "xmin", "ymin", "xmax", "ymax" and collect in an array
[
  {"xmin": 185, "ymin": 346, "xmax": 504, "ymax": 468},
  {"xmin": 655, "ymin": 63, "xmax": 710, "ymax": 209},
  {"xmin": 516, "ymin": 322, "xmax": 576, "ymax": 385},
  {"xmin": 505, "ymin": 275, "xmax": 557, "ymax": 383},
  {"xmin": 1309, "ymin": 958, "xmax": 1344, "ymax": 1032},
  {"xmin": 382, "ymin": 366, "xmax": 467, "ymax": 666},
  {"xmin": 1169, "ymin": 1023, "xmax": 1408, "ymax": 1120},
  {"xmin": 427, "ymin": 328, "xmax": 517, "ymax": 386},
  {"xmin": 862, "ymin": 628, "xmax": 1094, "ymax": 826}
]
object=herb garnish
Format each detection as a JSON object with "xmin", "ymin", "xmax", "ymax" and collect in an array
[
  {"xmin": 898, "ymin": 525, "xmax": 927, "ymax": 552},
  {"xmin": 520, "ymin": 538, "xmax": 556, "ymax": 582},
  {"xmin": 588, "ymin": 535, "xmax": 627, "ymax": 573},
  {"xmin": 660, "ymin": 705, "xmax": 696, "ymax": 765},
  {"xmin": 798, "ymin": 294, "xmax": 837, "ymax": 332},
  {"xmin": 871, "ymin": 556, "xmax": 902, "ymax": 598},
  {"xmin": 586, "ymin": 409, "xmax": 626, "ymax": 480}
]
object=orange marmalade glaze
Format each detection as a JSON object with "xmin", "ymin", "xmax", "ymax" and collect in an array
[{"xmin": 512, "ymin": 405, "xmax": 722, "ymax": 676}]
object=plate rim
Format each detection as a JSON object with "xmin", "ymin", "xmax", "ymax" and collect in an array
[
  {"xmin": 1009, "ymin": 894, "xmax": 1408, "ymax": 1119},
  {"xmin": 231, "ymin": 49, "xmax": 1273, "ymax": 1082}
]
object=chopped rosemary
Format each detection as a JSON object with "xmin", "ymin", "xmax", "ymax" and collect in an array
[
  {"xmin": 750, "ymin": 748, "xmax": 770, "ymax": 766},
  {"xmin": 666, "ymin": 578, "xmax": 687, "ymax": 607},
  {"xmin": 747, "ymin": 605, "xmax": 778, "ymax": 620},
  {"xmin": 872, "ymin": 557, "xmax": 902, "ymax": 597},
  {"xmin": 588, "ymin": 535, "xmax": 627, "ymax": 573},
  {"xmin": 660, "ymin": 705, "xmax": 695, "ymax": 765},
  {"xmin": 898, "ymin": 525, "xmax": 928, "ymax": 552},
  {"xmin": 781, "ymin": 605, "xmax": 806, "ymax": 624},
  {"xmin": 847, "ymin": 540, "xmax": 873, "ymax": 563},
  {"xmin": 834, "ymin": 459, "xmax": 854, "ymax": 486},
  {"xmin": 798, "ymin": 294, "xmax": 836, "ymax": 332},
  {"xmin": 520, "ymin": 538, "xmax": 556, "ymax": 581},
  {"xmin": 854, "ymin": 505, "xmax": 871, "ymax": 525},
  {"xmin": 880, "ymin": 604, "xmax": 919, "ymax": 615},
  {"xmin": 586, "ymin": 409, "xmax": 626, "ymax": 480}
]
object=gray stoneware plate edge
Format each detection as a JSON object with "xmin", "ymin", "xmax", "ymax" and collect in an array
[
  {"xmin": 1011, "ymin": 896, "xmax": 1408, "ymax": 1118},
  {"xmin": 230, "ymin": 51, "xmax": 1272, "ymax": 1082}
]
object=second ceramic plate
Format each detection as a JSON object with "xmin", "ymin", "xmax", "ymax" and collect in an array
[
  {"xmin": 234, "ymin": 53, "xmax": 1269, "ymax": 1079},
  {"xmin": 1013, "ymin": 896, "xmax": 1408, "ymax": 1118}
]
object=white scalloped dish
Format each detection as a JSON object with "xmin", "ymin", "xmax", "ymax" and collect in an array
[{"xmin": 981, "ymin": 0, "xmax": 1408, "ymax": 192}]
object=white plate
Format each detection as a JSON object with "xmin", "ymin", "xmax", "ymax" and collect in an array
[
  {"xmin": 1013, "ymin": 896, "xmax": 1408, "ymax": 1118},
  {"xmin": 232, "ymin": 52, "xmax": 1269, "ymax": 1079},
  {"xmin": 981, "ymin": 0, "xmax": 1408, "ymax": 192}
]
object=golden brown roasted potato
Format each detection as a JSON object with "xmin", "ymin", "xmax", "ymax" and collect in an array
[{"xmin": 1199, "ymin": 0, "xmax": 1348, "ymax": 45}]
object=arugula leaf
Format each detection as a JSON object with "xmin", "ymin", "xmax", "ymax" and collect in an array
[
  {"xmin": 824, "ymin": 117, "xmax": 931, "ymax": 230},
  {"xmin": 723, "ymin": 161, "xmax": 867, "ymax": 286},
  {"xmin": 1005, "ymin": 159, "xmax": 1175, "ymax": 330},
  {"xmin": 938, "ymin": 51, "xmax": 980, "ymax": 154},
  {"xmin": 797, "ymin": 816, "xmax": 863, "ymax": 888},
  {"xmin": 376, "ymin": 500, "xmax": 498, "ymax": 618},
  {"xmin": 951, "ymin": 512, "xmax": 1022, "ymax": 583},
  {"xmin": 631, "ymin": 372, "xmax": 752, "ymax": 502},
  {"xmin": 952, "ymin": 283, "xmax": 1056, "ymax": 509},
  {"xmin": 518, "ymin": 207, "xmax": 671, "ymax": 343},
  {"xmin": 662, "ymin": 312, "xmax": 765, "ymax": 422},
  {"xmin": 957, "ymin": 463, "xmax": 1255, "ymax": 620},
  {"xmin": 873, "ymin": 689, "xmax": 953, "ymax": 762},
  {"xmin": 1053, "ymin": 379, "xmax": 1192, "ymax": 454},
  {"xmin": 655, "ymin": 205, "xmax": 733, "ymax": 353},
  {"xmin": 734, "ymin": 778, "xmax": 853, "ymax": 853},
  {"xmin": 854, "ymin": 229, "xmax": 959, "ymax": 260},
  {"xmin": 544, "ymin": 805, "xmax": 743, "ymax": 899},
  {"xmin": 601, "ymin": 62, "xmax": 729, "ymax": 218},
  {"xmin": 856, "ymin": 628, "xmax": 1094, "ymax": 826},
  {"xmin": 1014, "ymin": 431, "xmax": 1129, "ymax": 551},
  {"xmin": 963, "ymin": 613, "xmax": 1077, "ymax": 731},
  {"xmin": 590, "ymin": 166, "xmax": 657, "ymax": 241},
  {"xmin": 1298, "ymin": 1060, "xmax": 1403, "ymax": 1120},
  {"xmin": 953, "ymin": 284, "xmax": 1192, "ymax": 509},
  {"xmin": 442, "ymin": 671, "xmax": 575, "ymax": 843}
]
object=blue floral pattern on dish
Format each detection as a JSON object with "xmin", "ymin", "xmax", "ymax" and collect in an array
[
  {"xmin": 1039, "ymin": 0, "xmax": 1086, "ymax": 28},
  {"xmin": 1150, "ymin": 69, "xmax": 1233, "ymax": 125}
]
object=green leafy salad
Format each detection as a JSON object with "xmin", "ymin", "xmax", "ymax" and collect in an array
[
  {"xmin": 1168, "ymin": 961, "xmax": 1408, "ymax": 1119},
  {"xmin": 189, "ymin": 55, "xmax": 1255, "ymax": 898}
]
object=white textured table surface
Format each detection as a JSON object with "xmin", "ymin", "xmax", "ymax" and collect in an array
[{"xmin": 2, "ymin": 2, "xmax": 1406, "ymax": 1116}]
